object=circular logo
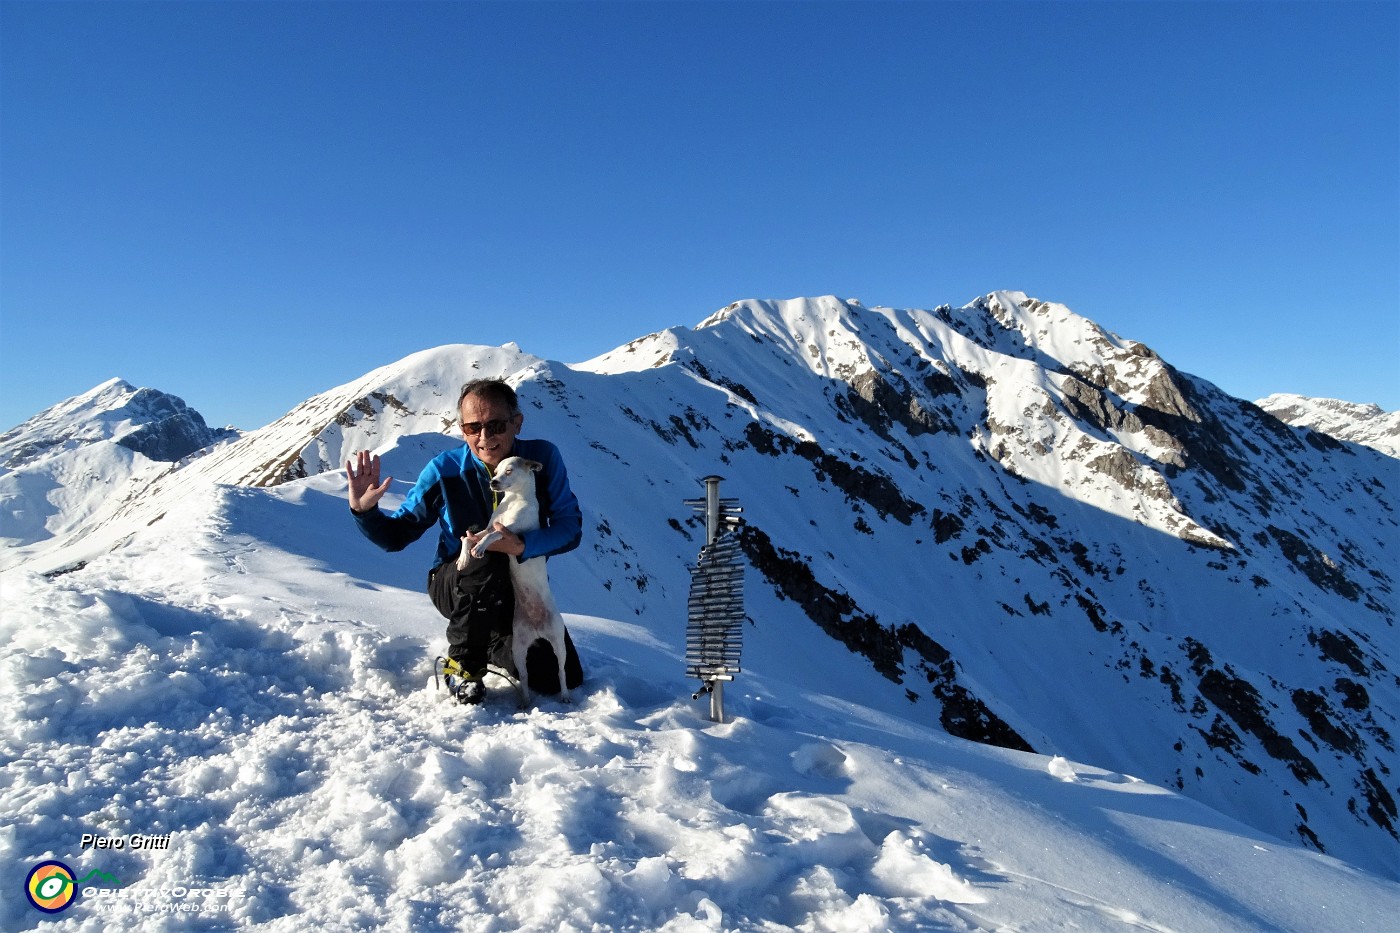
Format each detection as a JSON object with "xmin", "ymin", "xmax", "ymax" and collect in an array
[{"xmin": 25, "ymin": 860, "xmax": 78, "ymax": 913}]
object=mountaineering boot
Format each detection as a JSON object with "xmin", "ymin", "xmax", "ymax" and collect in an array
[
  {"xmin": 452, "ymin": 674, "xmax": 486, "ymax": 705},
  {"xmin": 435, "ymin": 656, "xmax": 488, "ymax": 705}
]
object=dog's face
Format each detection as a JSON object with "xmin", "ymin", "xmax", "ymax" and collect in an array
[{"xmin": 489, "ymin": 456, "xmax": 542, "ymax": 496}]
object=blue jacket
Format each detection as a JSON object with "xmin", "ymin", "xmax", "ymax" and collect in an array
[{"xmin": 352, "ymin": 437, "xmax": 582, "ymax": 568}]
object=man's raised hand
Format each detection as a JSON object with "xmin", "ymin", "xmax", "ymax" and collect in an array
[{"xmin": 346, "ymin": 450, "xmax": 392, "ymax": 512}]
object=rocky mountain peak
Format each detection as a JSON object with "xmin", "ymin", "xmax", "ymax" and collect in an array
[{"xmin": 0, "ymin": 378, "xmax": 234, "ymax": 471}]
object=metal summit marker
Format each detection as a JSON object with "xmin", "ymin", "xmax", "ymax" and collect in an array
[{"xmin": 683, "ymin": 475, "xmax": 746, "ymax": 722}]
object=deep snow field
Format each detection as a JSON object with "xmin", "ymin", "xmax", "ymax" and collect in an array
[{"xmin": 4, "ymin": 470, "xmax": 1399, "ymax": 932}]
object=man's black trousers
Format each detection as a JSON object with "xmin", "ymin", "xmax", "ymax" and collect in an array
[{"xmin": 428, "ymin": 549, "xmax": 584, "ymax": 694}]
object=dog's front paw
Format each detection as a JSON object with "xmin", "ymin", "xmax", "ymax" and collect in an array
[
  {"xmin": 470, "ymin": 530, "xmax": 500, "ymax": 559},
  {"xmin": 454, "ymin": 536, "xmax": 472, "ymax": 570}
]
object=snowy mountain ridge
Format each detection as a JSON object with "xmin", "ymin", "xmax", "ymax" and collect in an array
[
  {"xmin": 4, "ymin": 292, "xmax": 1398, "ymax": 925},
  {"xmin": 1257, "ymin": 392, "xmax": 1400, "ymax": 459}
]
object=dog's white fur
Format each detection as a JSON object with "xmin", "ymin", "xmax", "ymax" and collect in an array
[{"xmin": 455, "ymin": 456, "xmax": 570, "ymax": 706}]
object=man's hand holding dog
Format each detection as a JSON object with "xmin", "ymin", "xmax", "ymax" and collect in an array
[
  {"xmin": 467, "ymin": 522, "xmax": 525, "ymax": 557},
  {"xmin": 346, "ymin": 451, "xmax": 392, "ymax": 513}
]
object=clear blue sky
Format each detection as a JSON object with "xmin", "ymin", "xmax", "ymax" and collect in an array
[{"xmin": 3, "ymin": 1, "xmax": 1396, "ymax": 432}]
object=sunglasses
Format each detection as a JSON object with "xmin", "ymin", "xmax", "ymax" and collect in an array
[{"xmin": 461, "ymin": 418, "xmax": 514, "ymax": 438}]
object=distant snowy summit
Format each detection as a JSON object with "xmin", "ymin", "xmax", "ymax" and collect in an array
[
  {"xmin": 0, "ymin": 376, "xmax": 237, "ymax": 471},
  {"xmin": 1257, "ymin": 393, "xmax": 1400, "ymax": 459},
  {"xmin": 0, "ymin": 378, "xmax": 237, "ymax": 559}
]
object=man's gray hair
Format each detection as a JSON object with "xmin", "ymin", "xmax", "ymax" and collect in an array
[{"xmin": 458, "ymin": 379, "xmax": 520, "ymax": 416}]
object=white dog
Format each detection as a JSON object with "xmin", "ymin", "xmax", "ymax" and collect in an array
[{"xmin": 456, "ymin": 456, "xmax": 571, "ymax": 706}]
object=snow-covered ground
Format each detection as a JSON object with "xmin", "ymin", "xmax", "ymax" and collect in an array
[{"xmin": 4, "ymin": 471, "xmax": 1398, "ymax": 931}]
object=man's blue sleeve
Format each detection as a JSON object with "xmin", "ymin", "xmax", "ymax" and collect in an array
[
  {"xmin": 352, "ymin": 461, "xmax": 442, "ymax": 553},
  {"xmin": 521, "ymin": 440, "xmax": 582, "ymax": 561}
]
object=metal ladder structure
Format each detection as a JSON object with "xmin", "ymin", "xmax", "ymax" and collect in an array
[{"xmin": 683, "ymin": 475, "xmax": 746, "ymax": 722}]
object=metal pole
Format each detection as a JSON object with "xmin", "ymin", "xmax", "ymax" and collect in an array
[
  {"xmin": 701, "ymin": 474, "xmax": 724, "ymax": 722},
  {"xmin": 703, "ymin": 475, "xmax": 722, "ymax": 546}
]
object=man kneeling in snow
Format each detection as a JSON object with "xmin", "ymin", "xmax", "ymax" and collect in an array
[{"xmin": 345, "ymin": 379, "xmax": 585, "ymax": 704}]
